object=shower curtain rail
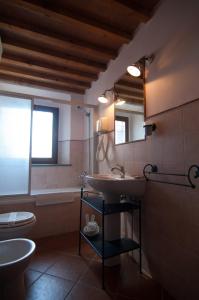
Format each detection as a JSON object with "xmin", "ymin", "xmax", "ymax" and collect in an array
[{"xmin": 143, "ymin": 164, "xmax": 199, "ymax": 188}]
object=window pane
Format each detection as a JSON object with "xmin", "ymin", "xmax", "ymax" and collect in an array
[
  {"xmin": 32, "ymin": 110, "xmax": 53, "ymax": 158},
  {"xmin": 115, "ymin": 120, "xmax": 126, "ymax": 144},
  {"xmin": 0, "ymin": 95, "xmax": 31, "ymax": 196}
]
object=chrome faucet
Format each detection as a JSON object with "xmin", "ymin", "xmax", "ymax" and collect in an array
[
  {"xmin": 80, "ymin": 171, "xmax": 88, "ymax": 188},
  {"xmin": 111, "ymin": 164, "xmax": 125, "ymax": 178}
]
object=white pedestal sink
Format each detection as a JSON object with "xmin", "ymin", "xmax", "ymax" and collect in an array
[
  {"xmin": 85, "ymin": 174, "xmax": 146, "ymax": 265},
  {"xmin": 86, "ymin": 174, "xmax": 145, "ymax": 198}
]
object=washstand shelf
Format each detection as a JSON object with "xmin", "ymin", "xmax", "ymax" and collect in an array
[{"xmin": 78, "ymin": 188, "xmax": 142, "ymax": 289}]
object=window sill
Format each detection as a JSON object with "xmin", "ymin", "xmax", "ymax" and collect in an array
[{"xmin": 32, "ymin": 164, "xmax": 72, "ymax": 167}]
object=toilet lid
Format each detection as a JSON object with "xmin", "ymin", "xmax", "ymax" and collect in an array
[{"xmin": 0, "ymin": 212, "xmax": 35, "ymax": 228}]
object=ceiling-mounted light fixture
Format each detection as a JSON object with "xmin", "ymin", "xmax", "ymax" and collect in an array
[{"xmin": 127, "ymin": 55, "xmax": 154, "ymax": 78}]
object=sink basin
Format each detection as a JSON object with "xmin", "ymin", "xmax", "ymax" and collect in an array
[
  {"xmin": 85, "ymin": 173, "xmax": 146, "ymax": 266},
  {"xmin": 86, "ymin": 174, "xmax": 146, "ymax": 198}
]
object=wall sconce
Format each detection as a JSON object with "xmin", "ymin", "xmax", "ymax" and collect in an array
[
  {"xmin": 127, "ymin": 55, "xmax": 154, "ymax": 77},
  {"xmin": 115, "ymin": 98, "xmax": 125, "ymax": 106},
  {"xmin": 98, "ymin": 93, "xmax": 109, "ymax": 103},
  {"xmin": 98, "ymin": 88, "xmax": 113, "ymax": 104},
  {"xmin": 143, "ymin": 123, "xmax": 156, "ymax": 136},
  {"xmin": 113, "ymin": 85, "xmax": 126, "ymax": 106},
  {"xmin": 98, "ymin": 87, "xmax": 126, "ymax": 106}
]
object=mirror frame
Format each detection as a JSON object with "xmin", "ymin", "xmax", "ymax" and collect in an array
[{"xmin": 114, "ymin": 72, "xmax": 146, "ymax": 146}]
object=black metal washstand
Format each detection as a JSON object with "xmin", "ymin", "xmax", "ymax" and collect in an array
[{"xmin": 79, "ymin": 188, "xmax": 142, "ymax": 289}]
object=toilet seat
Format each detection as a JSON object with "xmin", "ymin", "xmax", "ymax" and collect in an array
[{"xmin": 0, "ymin": 212, "xmax": 36, "ymax": 229}]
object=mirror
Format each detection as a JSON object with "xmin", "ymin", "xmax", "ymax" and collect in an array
[{"xmin": 114, "ymin": 72, "xmax": 145, "ymax": 145}]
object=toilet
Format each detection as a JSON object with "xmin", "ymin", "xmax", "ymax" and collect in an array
[
  {"xmin": 0, "ymin": 211, "xmax": 36, "ymax": 240},
  {"xmin": 0, "ymin": 238, "xmax": 36, "ymax": 300},
  {"xmin": 0, "ymin": 212, "xmax": 36, "ymax": 299}
]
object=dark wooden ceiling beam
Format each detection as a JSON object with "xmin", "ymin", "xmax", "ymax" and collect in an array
[
  {"xmin": 126, "ymin": 100, "xmax": 144, "ymax": 106},
  {"xmin": 0, "ymin": 20, "xmax": 117, "ymax": 61},
  {"xmin": 0, "ymin": 21, "xmax": 112, "ymax": 64},
  {"xmin": 115, "ymin": 83, "xmax": 144, "ymax": 94},
  {"xmin": 119, "ymin": 98, "xmax": 144, "ymax": 106},
  {"xmin": 122, "ymin": 74, "xmax": 143, "ymax": 84},
  {"xmin": 117, "ymin": 92, "xmax": 144, "ymax": 101},
  {"xmin": 0, "ymin": 58, "xmax": 93, "ymax": 83},
  {"xmin": 1, "ymin": 50, "xmax": 98, "ymax": 80},
  {"xmin": 116, "ymin": 78, "xmax": 143, "ymax": 89},
  {"xmin": 0, "ymin": 70, "xmax": 86, "ymax": 94},
  {"xmin": 113, "ymin": 0, "xmax": 151, "ymax": 22},
  {"xmin": 0, "ymin": 0, "xmax": 130, "ymax": 42},
  {"xmin": 2, "ymin": 43, "xmax": 103, "ymax": 74},
  {"xmin": 0, "ymin": 59, "xmax": 90, "ymax": 89}
]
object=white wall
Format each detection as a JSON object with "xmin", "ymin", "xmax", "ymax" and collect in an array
[
  {"xmin": 85, "ymin": 0, "xmax": 199, "ymax": 117},
  {"xmin": 0, "ymin": 81, "xmax": 71, "ymax": 101}
]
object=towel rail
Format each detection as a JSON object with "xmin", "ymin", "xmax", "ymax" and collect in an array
[{"xmin": 143, "ymin": 164, "xmax": 199, "ymax": 188}]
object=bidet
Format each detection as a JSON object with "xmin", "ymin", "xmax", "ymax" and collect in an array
[{"xmin": 0, "ymin": 238, "xmax": 36, "ymax": 300}]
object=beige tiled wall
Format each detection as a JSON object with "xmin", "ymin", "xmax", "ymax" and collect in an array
[
  {"xmin": 0, "ymin": 194, "xmax": 81, "ymax": 238},
  {"xmin": 31, "ymin": 140, "xmax": 84, "ymax": 189},
  {"xmin": 96, "ymin": 99, "xmax": 199, "ymax": 300}
]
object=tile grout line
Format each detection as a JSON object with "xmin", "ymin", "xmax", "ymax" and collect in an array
[
  {"xmin": 63, "ymin": 255, "xmax": 94, "ymax": 299},
  {"xmin": 28, "ymin": 252, "xmax": 94, "ymax": 299}
]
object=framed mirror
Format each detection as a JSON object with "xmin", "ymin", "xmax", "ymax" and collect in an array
[{"xmin": 114, "ymin": 72, "xmax": 145, "ymax": 145}]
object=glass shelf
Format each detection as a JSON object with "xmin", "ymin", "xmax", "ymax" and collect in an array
[
  {"xmin": 80, "ymin": 231, "xmax": 139, "ymax": 259},
  {"xmin": 81, "ymin": 196, "xmax": 140, "ymax": 215}
]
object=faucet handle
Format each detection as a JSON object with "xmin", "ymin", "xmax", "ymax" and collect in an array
[{"xmin": 80, "ymin": 171, "xmax": 88, "ymax": 177}]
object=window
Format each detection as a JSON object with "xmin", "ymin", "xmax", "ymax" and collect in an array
[
  {"xmin": 31, "ymin": 105, "xmax": 59, "ymax": 164},
  {"xmin": 115, "ymin": 116, "xmax": 129, "ymax": 144}
]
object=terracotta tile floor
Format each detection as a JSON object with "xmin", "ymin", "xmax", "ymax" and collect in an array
[{"xmin": 25, "ymin": 232, "xmax": 165, "ymax": 300}]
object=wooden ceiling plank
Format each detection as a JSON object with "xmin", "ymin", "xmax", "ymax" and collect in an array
[
  {"xmin": 0, "ymin": 58, "xmax": 90, "ymax": 88},
  {"xmin": 0, "ymin": 0, "xmax": 131, "ymax": 42},
  {"xmin": 116, "ymin": 78, "xmax": 143, "ymax": 88},
  {"xmin": 0, "ymin": 58, "xmax": 93, "ymax": 83},
  {"xmin": 0, "ymin": 65, "xmax": 90, "ymax": 89},
  {"xmin": 113, "ymin": 0, "xmax": 150, "ymax": 22},
  {"xmin": 2, "ymin": 43, "xmax": 103, "ymax": 74},
  {"xmin": 122, "ymin": 74, "xmax": 143, "ymax": 84},
  {"xmin": 0, "ymin": 69, "xmax": 86, "ymax": 90},
  {"xmin": 2, "ymin": 53, "xmax": 97, "ymax": 82},
  {"xmin": 115, "ymin": 83, "xmax": 144, "ymax": 94},
  {"xmin": 0, "ymin": 22, "xmax": 109, "ymax": 68},
  {"xmin": 0, "ymin": 20, "xmax": 117, "ymax": 60},
  {"xmin": 0, "ymin": 70, "xmax": 85, "ymax": 94},
  {"xmin": 117, "ymin": 92, "xmax": 144, "ymax": 101},
  {"xmin": 116, "ymin": 89, "xmax": 143, "ymax": 98},
  {"xmin": 118, "ymin": 98, "xmax": 144, "ymax": 105}
]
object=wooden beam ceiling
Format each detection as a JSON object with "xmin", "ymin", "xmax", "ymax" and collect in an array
[
  {"xmin": 113, "ymin": 0, "xmax": 151, "ymax": 22},
  {"xmin": 1, "ymin": 0, "xmax": 132, "ymax": 42},
  {"xmin": 0, "ymin": 21, "xmax": 115, "ymax": 63},
  {"xmin": 0, "ymin": 70, "xmax": 85, "ymax": 94},
  {"xmin": 0, "ymin": 0, "xmax": 159, "ymax": 94},
  {"xmin": 2, "ymin": 43, "xmax": 104, "ymax": 74},
  {"xmin": 115, "ymin": 82, "xmax": 144, "ymax": 94},
  {"xmin": 0, "ymin": 58, "xmax": 94, "ymax": 83},
  {"xmin": 0, "ymin": 60, "xmax": 90, "ymax": 89}
]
